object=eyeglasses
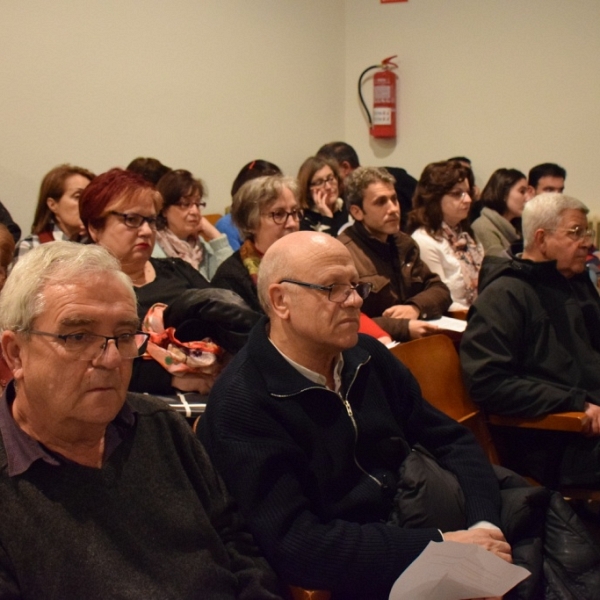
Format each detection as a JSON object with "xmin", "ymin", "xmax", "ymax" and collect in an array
[
  {"xmin": 445, "ymin": 190, "xmax": 471, "ymax": 201},
  {"xmin": 310, "ymin": 174, "xmax": 337, "ymax": 189},
  {"xmin": 279, "ymin": 279, "xmax": 372, "ymax": 304},
  {"xmin": 110, "ymin": 211, "xmax": 158, "ymax": 230},
  {"xmin": 547, "ymin": 226, "xmax": 596, "ymax": 242},
  {"xmin": 263, "ymin": 208, "xmax": 304, "ymax": 225},
  {"xmin": 176, "ymin": 196, "xmax": 207, "ymax": 210},
  {"xmin": 27, "ymin": 330, "xmax": 150, "ymax": 361}
]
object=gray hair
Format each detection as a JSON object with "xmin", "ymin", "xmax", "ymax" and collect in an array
[
  {"xmin": 344, "ymin": 166, "xmax": 396, "ymax": 211},
  {"xmin": 0, "ymin": 242, "xmax": 136, "ymax": 332},
  {"xmin": 522, "ymin": 193, "xmax": 589, "ymax": 250},
  {"xmin": 231, "ymin": 175, "xmax": 298, "ymax": 241}
]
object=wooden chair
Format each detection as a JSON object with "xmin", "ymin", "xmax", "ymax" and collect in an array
[
  {"xmin": 203, "ymin": 213, "xmax": 222, "ymax": 226},
  {"xmin": 389, "ymin": 335, "xmax": 596, "ymax": 500}
]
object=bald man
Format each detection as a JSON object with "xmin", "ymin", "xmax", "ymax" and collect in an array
[{"xmin": 198, "ymin": 231, "xmax": 510, "ymax": 600}]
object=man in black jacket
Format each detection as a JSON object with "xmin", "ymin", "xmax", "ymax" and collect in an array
[
  {"xmin": 198, "ymin": 230, "xmax": 510, "ymax": 600},
  {"xmin": 461, "ymin": 192, "xmax": 600, "ymax": 487}
]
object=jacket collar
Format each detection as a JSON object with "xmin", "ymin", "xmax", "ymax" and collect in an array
[{"xmin": 246, "ymin": 317, "xmax": 371, "ymax": 397}]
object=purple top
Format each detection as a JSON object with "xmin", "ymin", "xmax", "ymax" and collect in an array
[{"xmin": 0, "ymin": 382, "xmax": 136, "ymax": 476}]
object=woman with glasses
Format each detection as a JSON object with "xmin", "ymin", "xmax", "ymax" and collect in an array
[
  {"xmin": 472, "ymin": 168, "xmax": 532, "ymax": 257},
  {"xmin": 12, "ymin": 164, "xmax": 95, "ymax": 267},
  {"xmin": 407, "ymin": 160, "xmax": 483, "ymax": 311},
  {"xmin": 211, "ymin": 175, "xmax": 301, "ymax": 312},
  {"xmin": 154, "ymin": 169, "xmax": 232, "ymax": 280},
  {"xmin": 297, "ymin": 156, "xmax": 352, "ymax": 237}
]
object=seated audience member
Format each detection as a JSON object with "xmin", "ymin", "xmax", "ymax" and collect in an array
[
  {"xmin": 126, "ymin": 156, "xmax": 171, "ymax": 185},
  {"xmin": 461, "ymin": 193, "xmax": 600, "ymax": 487},
  {"xmin": 0, "ymin": 224, "xmax": 15, "ymax": 392},
  {"xmin": 297, "ymin": 156, "xmax": 352, "ymax": 236},
  {"xmin": 338, "ymin": 167, "xmax": 451, "ymax": 341},
  {"xmin": 12, "ymin": 164, "xmax": 95, "ymax": 266},
  {"xmin": 0, "ymin": 202, "xmax": 21, "ymax": 243},
  {"xmin": 154, "ymin": 169, "xmax": 232, "ymax": 280},
  {"xmin": 211, "ymin": 175, "xmax": 301, "ymax": 313},
  {"xmin": 528, "ymin": 162, "xmax": 566, "ymax": 195},
  {"xmin": 0, "ymin": 242, "xmax": 283, "ymax": 599},
  {"xmin": 216, "ymin": 160, "xmax": 282, "ymax": 251},
  {"xmin": 408, "ymin": 160, "xmax": 483, "ymax": 311},
  {"xmin": 198, "ymin": 231, "xmax": 511, "ymax": 600},
  {"xmin": 471, "ymin": 168, "xmax": 530, "ymax": 257},
  {"xmin": 79, "ymin": 168, "xmax": 216, "ymax": 395},
  {"xmin": 316, "ymin": 141, "xmax": 360, "ymax": 180}
]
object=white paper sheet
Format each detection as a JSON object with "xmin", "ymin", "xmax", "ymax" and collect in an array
[
  {"xmin": 388, "ymin": 541, "xmax": 530, "ymax": 600},
  {"xmin": 428, "ymin": 316, "xmax": 468, "ymax": 333}
]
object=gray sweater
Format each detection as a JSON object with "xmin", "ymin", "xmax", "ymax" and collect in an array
[{"xmin": 471, "ymin": 207, "xmax": 519, "ymax": 257}]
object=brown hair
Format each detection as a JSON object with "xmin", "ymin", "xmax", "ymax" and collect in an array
[{"xmin": 32, "ymin": 164, "xmax": 96, "ymax": 235}]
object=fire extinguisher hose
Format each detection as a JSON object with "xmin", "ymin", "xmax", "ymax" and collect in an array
[{"xmin": 358, "ymin": 64, "xmax": 380, "ymax": 127}]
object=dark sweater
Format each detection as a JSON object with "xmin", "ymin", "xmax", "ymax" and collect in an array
[
  {"xmin": 211, "ymin": 251, "xmax": 263, "ymax": 313},
  {"xmin": 0, "ymin": 392, "xmax": 283, "ymax": 600},
  {"xmin": 198, "ymin": 321, "xmax": 501, "ymax": 600}
]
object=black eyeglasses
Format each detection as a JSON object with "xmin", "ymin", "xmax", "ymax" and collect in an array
[
  {"xmin": 176, "ymin": 196, "xmax": 207, "ymax": 210},
  {"xmin": 279, "ymin": 279, "xmax": 372, "ymax": 304},
  {"xmin": 110, "ymin": 211, "xmax": 158, "ymax": 230},
  {"xmin": 27, "ymin": 330, "xmax": 150, "ymax": 361},
  {"xmin": 263, "ymin": 209, "xmax": 304, "ymax": 225}
]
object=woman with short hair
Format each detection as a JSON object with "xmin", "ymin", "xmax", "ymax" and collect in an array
[
  {"xmin": 154, "ymin": 169, "xmax": 232, "ymax": 281},
  {"xmin": 211, "ymin": 175, "xmax": 301, "ymax": 312}
]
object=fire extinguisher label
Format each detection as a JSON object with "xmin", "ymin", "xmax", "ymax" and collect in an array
[
  {"xmin": 374, "ymin": 85, "xmax": 392, "ymax": 103},
  {"xmin": 373, "ymin": 107, "xmax": 392, "ymax": 126}
]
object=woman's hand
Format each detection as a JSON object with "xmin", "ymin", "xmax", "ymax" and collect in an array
[
  {"xmin": 196, "ymin": 217, "xmax": 221, "ymax": 241},
  {"xmin": 311, "ymin": 188, "xmax": 334, "ymax": 218}
]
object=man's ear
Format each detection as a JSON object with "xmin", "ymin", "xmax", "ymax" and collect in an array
[
  {"xmin": 349, "ymin": 204, "xmax": 364, "ymax": 222},
  {"xmin": 534, "ymin": 228, "xmax": 548, "ymax": 252},
  {"xmin": 1, "ymin": 331, "xmax": 23, "ymax": 379},
  {"xmin": 268, "ymin": 283, "xmax": 291, "ymax": 321}
]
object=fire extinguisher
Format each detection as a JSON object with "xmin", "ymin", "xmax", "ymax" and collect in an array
[{"xmin": 358, "ymin": 55, "xmax": 398, "ymax": 139}]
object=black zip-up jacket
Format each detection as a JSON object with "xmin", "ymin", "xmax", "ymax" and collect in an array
[{"xmin": 198, "ymin": 319, "xmax": 501, "ymax": 600}]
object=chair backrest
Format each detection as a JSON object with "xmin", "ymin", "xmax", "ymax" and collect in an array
[{"xmin": 390, "ymin": 335, "xmax": 499, "ymax": 464}]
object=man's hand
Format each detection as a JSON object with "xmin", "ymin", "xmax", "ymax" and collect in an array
[
  {"xmin": 383, "ymin": 304, "xmax": 420, "ymax": 319},
  {"xmin": 583, "ymin": 402, "xmax": 600, "ymax": 437},
  {"xmin": 444, "ymin": 528, "xmax": 512, "ymax": 563},
  {"xmin": 407, "ymin": 320, "xmax": 440, "ymax": 340}
]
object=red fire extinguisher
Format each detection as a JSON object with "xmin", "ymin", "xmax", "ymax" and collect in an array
[{"xmin": 358, "ymin": 55, "xmax": 398, "ymax": 139}]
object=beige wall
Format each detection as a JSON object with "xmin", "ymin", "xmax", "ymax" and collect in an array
[
  {"xmin": 345, "ymin": 0, "xmax": 600, "ymax": 212},
  {"xmin": 0, "ymin": 0, "xmax": 345, "ymax": 231},
  {"xmin": 1, "ymin": 0, "xmax": 599, "ymax": 235}
]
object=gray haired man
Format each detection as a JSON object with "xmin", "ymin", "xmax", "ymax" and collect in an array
[
  {"xmin": 0, "ymin": 241, "xmax": 282, "ymax": 599},
  {"xmin": 461, "ymin": 192, "xmax": 600, "ymax": 487}
]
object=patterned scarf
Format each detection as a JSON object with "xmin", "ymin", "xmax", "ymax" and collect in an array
[
  {"xmin": 440, "ymin": 222, "xmax": 483, "ymax": 306},
  {"xmin": 239, "ymin": 239, "xmax": 263, "ymax": 286},
  {"xmin": 155, "ymin": 228, "xmax": 203, "ymax": 270}
]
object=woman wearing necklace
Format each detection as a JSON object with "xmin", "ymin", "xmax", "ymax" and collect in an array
[{"xmin": 407, "ymin": 160, "xmax": 483, "ymax": 312}]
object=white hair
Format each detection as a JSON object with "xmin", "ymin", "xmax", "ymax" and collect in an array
[
  {"xmin": 0, "ymin": 242, "xmax": 136, "ymax": 332},
  {"xmin": 522, "ymin": 193, "xmax": 588, "ymax": 250}
]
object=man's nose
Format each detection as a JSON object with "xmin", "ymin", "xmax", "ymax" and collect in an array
[{"xmin": 93, "ymin": 339, "xmax": 123, "ymax": 368}]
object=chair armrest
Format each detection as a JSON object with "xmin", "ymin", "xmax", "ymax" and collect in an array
[{"xmin": 488, "ymin": 411, "xmax": 588, "ymax": 432}]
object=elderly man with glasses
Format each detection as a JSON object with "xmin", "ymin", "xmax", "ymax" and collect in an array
[
  {"xmin": 461, "ymin": 192, "xmax": 600, "ymax": 488},
  {"xmin": 0, "ymin": 242, "xmax": 284, "ymax": 600},
  {"xmin": 198, "ymin": 231, "xmax": 511, "ymax": 600}
]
